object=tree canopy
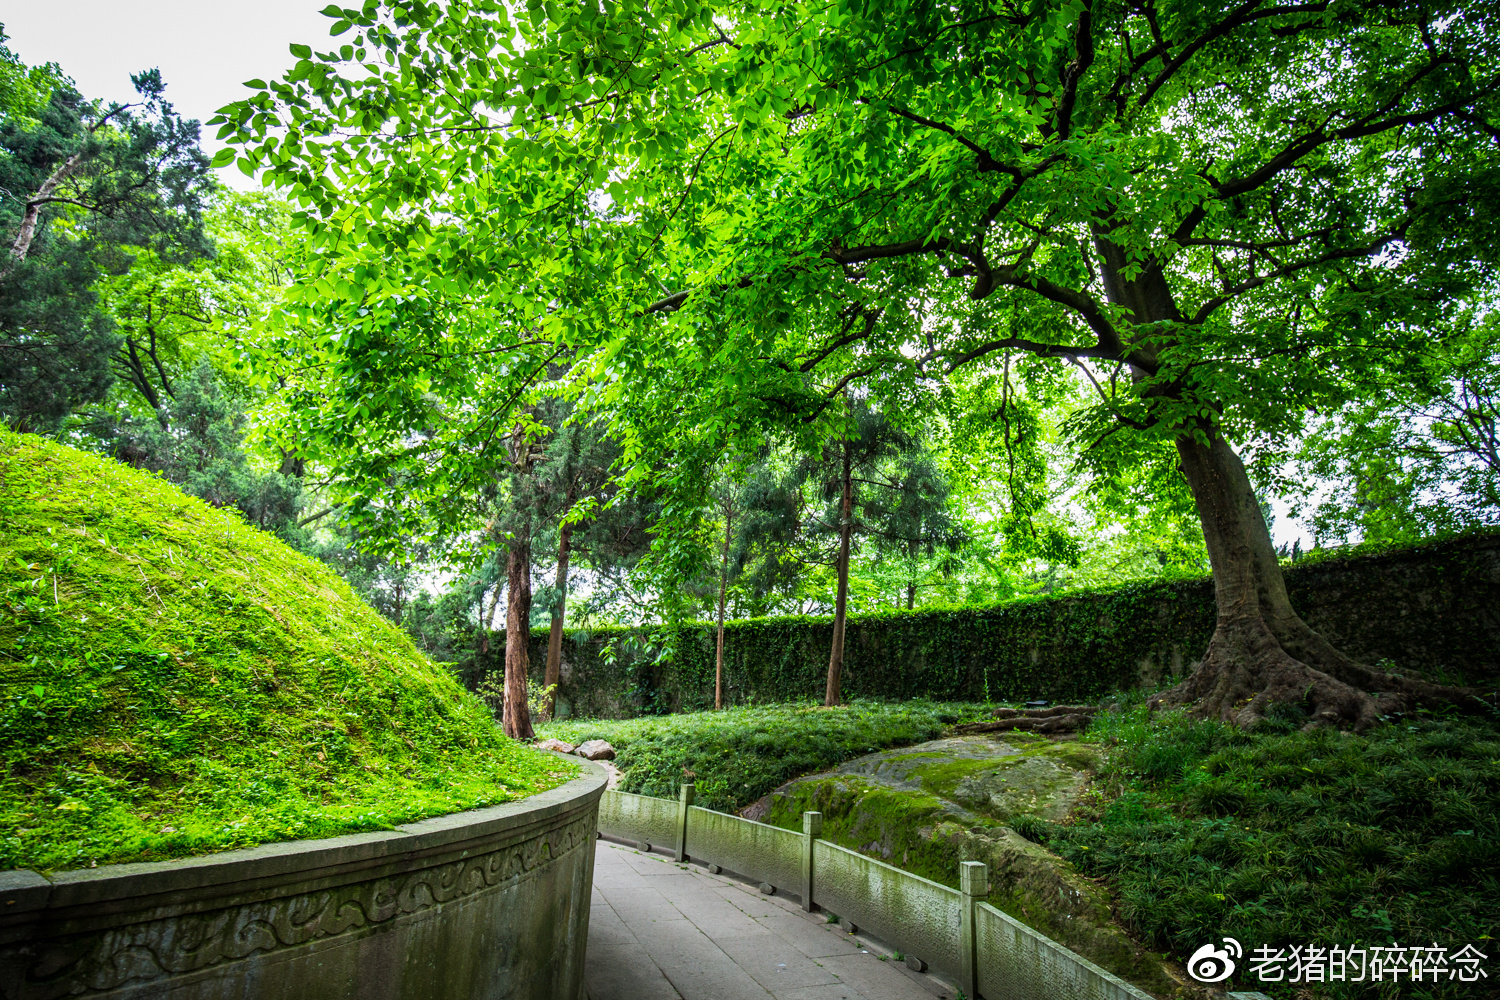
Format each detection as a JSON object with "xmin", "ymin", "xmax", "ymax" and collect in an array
[
  {"xmin": 220, "ymin": 0, "xmax": 1500, "ymax": 726},
  {"xmin": 1, "ymin": 47, "xmax": 213, "ymax": 432}
]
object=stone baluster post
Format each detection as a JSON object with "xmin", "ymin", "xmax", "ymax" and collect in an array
[
  {"xmin": 801, "ymin": 811, "xmax": 822, "ymax": 912},
  {"xmin": 959, "ymin": 860, "xmax": 987, "ymax": 1000},
  {"xmin": 675, "ymin": 783, "xmax": 694, "ymax": 862}
]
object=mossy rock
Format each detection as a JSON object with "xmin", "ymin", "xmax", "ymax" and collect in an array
[
  {"xmin": 0, "ymin": 429, "xmax": 574, "ymax": 872},
  {"xmin": 754, "ymin": 734, "xmax": 1100, "ymax": 824},
  {"xmin": 758, "ymin": 735, "xmax": 1188, "ymax": 997}
]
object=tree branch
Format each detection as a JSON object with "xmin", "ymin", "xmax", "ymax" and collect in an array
[
  {"xmin": 1053, "ymin": 0, "xmax": 1096, "ymax": 141},
  {"xmin": 1137, "ymin": 0, "xmax": 1330, "ymax": 110},
  {"xmin": 946, "ymin": 336, "xmax": 1117, "ymax": 370},
  {"xmin": 1190, "ymin": 227, "xmax": 1405, "ymax": 323},
  {"xmin": 1067, "ymin": 356, "xmax": 1151, "ymax": 429},
  {"xmin": 298, "ymin": 504, "xmax": 342, "ymax": 527},
  {"xmin": 1217, "ymin": 90, "xmax": 1471, "ymax": 201},
  {"xmin": 798, "ymin": 311, "xmax": 879, "ymax": 373},
  {"xmin": 824, "ymin": 237, "xmax": 951, "ymax": 265},
  {"xmin": 884, "ymin": 106, "xmax": 1015, "ymax": 176}
]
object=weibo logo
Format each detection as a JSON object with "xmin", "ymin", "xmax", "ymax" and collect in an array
[{"xmin": 1187, "ymin": 937, "xmax": 1243, "ymax": 983}]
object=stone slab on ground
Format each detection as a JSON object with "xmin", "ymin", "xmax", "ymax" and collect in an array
[{"xmin": 587, "ymin": 840, "xmax": 954, "ymax": 1000}]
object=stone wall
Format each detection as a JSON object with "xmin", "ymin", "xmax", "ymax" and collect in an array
[
  {"xmin": 0, "ymin": 758, "xmax": 606, "ymax": 1000},
  {"xmin": 481, "ymin": 532, "xmax": 1500, "ymax": 717}
]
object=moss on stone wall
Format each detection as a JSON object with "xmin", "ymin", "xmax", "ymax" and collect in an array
[{"xmin": 757, "ymin": 739, "xmax": 1181, "ymax": 996}]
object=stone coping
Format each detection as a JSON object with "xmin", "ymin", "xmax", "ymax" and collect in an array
[{"xmin": 1, "ymin": 751, "xmax": 606, "ymax": 918}]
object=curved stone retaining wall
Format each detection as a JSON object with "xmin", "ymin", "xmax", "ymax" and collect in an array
[{"xmin": 0, "ymin": 759, "xmax": 605, "ymax": 1000}]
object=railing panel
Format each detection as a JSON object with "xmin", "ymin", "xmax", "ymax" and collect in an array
[
  {"xmin": 811, "ymin": 840, "xmax": 964, "ymax": 981},
  {"xmin": 975, "ymin": 901, "xmax": 1153, "ymax": 1000},
  {"xmin": 684, "ymin": 806, "xmax": 802, "ymax": 891},
  {"xmin": 597, "ymin": 790, "xmax": 679, "ymax": 848}
]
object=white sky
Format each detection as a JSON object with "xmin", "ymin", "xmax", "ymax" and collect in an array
[{"xmin": 2, "ymin": 0, "xmax": 334, "ymax": 189}]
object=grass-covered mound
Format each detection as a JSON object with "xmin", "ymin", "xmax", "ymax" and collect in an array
[
  {"xmin": 539, "ymin": 700, "xmax": 991, "ymax": 812},
  {"xmin": 0, "ymin": 429, "xmax": 574, "ymax": 872}
]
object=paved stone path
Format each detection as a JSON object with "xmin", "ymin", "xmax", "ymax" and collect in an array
[{"xmin": 586, "ymin": 839, "xmax": 955, "ymax": 1000}]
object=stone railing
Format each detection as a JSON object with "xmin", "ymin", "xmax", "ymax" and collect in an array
[
  {"xmin": 0, "ymin": 757, "xmax": 606, "ymax": 1000},
  {"xmin": 599, "ymin": 786, "xmax": 1272, "ymax": 1000}
]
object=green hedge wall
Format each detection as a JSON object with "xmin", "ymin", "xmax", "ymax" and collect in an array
[{"xmin": 469, "ymin": 532, "xmax": 1500, "ymax": 719}]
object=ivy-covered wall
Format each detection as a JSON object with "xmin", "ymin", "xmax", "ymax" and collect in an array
[{"xmin": 475, "ymin": 532, "xmax": 1500, "ymax": 719}]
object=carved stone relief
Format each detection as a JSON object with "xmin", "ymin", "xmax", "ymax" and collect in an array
[{"xmin": 8, "ymin": 812, "xmax": 595, "ymax": 1000}]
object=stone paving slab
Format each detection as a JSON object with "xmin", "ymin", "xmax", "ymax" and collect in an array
[{"xmin": 586, "ymin": 840, "xmax": 954, "ymax": 1000}]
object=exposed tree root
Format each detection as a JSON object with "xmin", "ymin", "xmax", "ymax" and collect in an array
[
  {"xmin": 1149, "ymin": 612, "xmax": 1493, "ymax": 731},
  {"xmin": 956, "ymin": 705, "xmax": 1098, "ymax": 735},
  {"xmin": 1156, "ymin": 433, "xmax": 1493, "ymax": 732}
]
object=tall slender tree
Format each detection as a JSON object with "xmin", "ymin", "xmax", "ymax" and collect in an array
[
  {"xmin": 499, "ymin": 420, "xmax": 539, "ymax": 740},
  {"xmin": 711, "ymin": 474, "xmax": 740, "ymax": 710},
  {"xmin": 723, "ymin": 405, "xmax": 959, "ymax": 702},
  {"xmin": 529, "ymin": 401, "xmax": 638, "ymax": 719}
]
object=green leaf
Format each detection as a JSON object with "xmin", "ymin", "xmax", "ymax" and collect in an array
[
  {"xmin": 290, "ymin": 43, "xmax": 313, "ymax": 59},
  {"xmin": 210, "ymin": 148, "xmax": 237, "ymax": 168}
]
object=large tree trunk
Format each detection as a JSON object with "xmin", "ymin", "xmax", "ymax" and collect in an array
[
  {"xmin": 825, "ymin": 443, "xmax": 853, "ymax": 707},
  {"xmin": 1151, "ymin": 429, "xmax": 1483, "ymax": 729},
  {"xmin": 543, "ymin": 521, "xmax": 572, "ymax": 722},
  {"xmin": 503, "ymin": 531, "xmax": 535, "ymax": 740},
  {"xmin": 277, "ymin": 447, "xmax": 306, "ymax": 479},
  {"xmin": 1097, "ymin": 247, "xmax": 1484, "ymax": 729},
  {"xmin": 1156, "ymin": 433, "xmax": 1380, "ymax": 728},
  {"xmin": 502, "ymin": 423, "xmax": 536, "ymax": 740}
]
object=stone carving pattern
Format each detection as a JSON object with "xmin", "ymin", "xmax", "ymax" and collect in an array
[{"xmin": 17, "ymin": 812, "xmax": 595, "ymax": 999}]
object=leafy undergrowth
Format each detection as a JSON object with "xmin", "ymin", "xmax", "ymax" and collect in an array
[
  {"xmin": 0, "ymin": 430, "xmax": 574, "ymax": 873},
  {"xmin": 1027, "ymin": 704, "xmax": 1500, "ymax": 999},
  {"xmin": 538, "ymin": 700, "xmax": 992, "ymax": 812}
]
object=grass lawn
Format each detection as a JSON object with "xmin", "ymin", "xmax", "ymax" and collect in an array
[{"xmin": 0, "ymin": 429, "xmax": 573, "ymax": 873}]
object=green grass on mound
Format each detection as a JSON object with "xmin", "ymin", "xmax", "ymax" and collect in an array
[
  {"xmin": 539, "ymin": 700, "xmax": 992, "ymax": 812},
  {"xmin": 0, "ymin": 429, "xmax": 574, "ymax": 873}
]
